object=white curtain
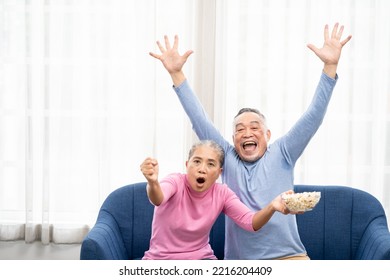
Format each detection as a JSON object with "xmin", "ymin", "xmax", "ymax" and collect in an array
[
  {"xmin": 0, "ymin": 0, "xmax": 196, "ymax": 244},
  {"xmin": 0, "ymin": 0, "xmax": 389, "ymax": 245}
]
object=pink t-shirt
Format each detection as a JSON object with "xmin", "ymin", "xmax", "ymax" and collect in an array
[{"xmin": 142, "ymin": 173, "xmax": 255, "ymax": 260}]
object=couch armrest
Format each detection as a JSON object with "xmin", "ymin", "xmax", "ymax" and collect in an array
[
  {"xmin": 355, "ymin": 217, "xmax": 390, "ymax": 260},
  {"xmin": 80, "ymin": 211, "xmax": 128, "ymax": 260}
]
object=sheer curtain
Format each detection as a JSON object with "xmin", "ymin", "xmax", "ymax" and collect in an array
[
  {"xmin": 1, "ymin": 0, "xmax": 389, "ymax": 245},
  {"xmin": 0, "ymin": 0, "xmax": 196, "ymax": 244}
]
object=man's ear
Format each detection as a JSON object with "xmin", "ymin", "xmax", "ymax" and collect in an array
[{"xmin": 266, "ymin": 129, "xmax": 271, "ymax": 142}]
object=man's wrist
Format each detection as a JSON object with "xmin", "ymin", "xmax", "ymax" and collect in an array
[
  {"xmin": 171, "ymin": 71, "xmax": 186, "ymax": 87},
  {"xmin": 323, "ymin": 63, "xmax": 338, "ymax": 78}
]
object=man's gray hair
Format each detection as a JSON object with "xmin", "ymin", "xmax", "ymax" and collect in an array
[{"xmin": 233, "ymin": 107, "xmax": 268, "ymax": 129}]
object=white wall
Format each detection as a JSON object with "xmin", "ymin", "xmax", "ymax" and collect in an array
[{"xmin": 0, "ymin": 241, "xmax": 81, "ymax": 260}]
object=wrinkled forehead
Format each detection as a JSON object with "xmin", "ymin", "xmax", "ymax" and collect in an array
[
  {"xmin": 191, "ymin": 145, "xmax": 220, "ymax": 161},
  {"xmin": 233, "ymin": 112, "xmax": 265, "ymax": 127}
]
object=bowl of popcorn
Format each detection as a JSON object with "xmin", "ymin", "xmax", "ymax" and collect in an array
[{"xmin": 282, "ymin": 191, "xmax": 321, "ymax": 212}]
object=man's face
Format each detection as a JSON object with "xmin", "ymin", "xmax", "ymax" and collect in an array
[
  {"xmin": 232, "ymin": 112, "xmax": 270, "ymax": 162},
  {"xmin": 186, "ymin": 146, "xmax": 222, "ymax": 192}
]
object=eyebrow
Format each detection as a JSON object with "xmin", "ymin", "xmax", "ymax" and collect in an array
[
  {"xmin": 192, "ymin": 156, "xmax": 218, "ymax": 163},
  {"xmin": 235, "ymin": 120, "xmax": 261, "ymax": 127}
]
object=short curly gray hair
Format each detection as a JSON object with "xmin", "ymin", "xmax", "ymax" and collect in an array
[{"xmin": 188, "ymin": 140, "xmax": 225, "ymax": 167}]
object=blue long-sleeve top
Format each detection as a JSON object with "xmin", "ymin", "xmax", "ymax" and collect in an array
[{"xmin": 173, "ymin": 72, "xmax": 337, "ymax": 259}]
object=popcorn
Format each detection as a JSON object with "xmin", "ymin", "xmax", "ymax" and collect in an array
[{"xmin": 282, "ymin": 191, "xmax": 321, "ymax": 212}]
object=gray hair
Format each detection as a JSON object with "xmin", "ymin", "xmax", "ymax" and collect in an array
[
  {"xmin": 233, "ymin": 107, "xmax": 268, "ymax": 130},
  {"xmin": 188, "ymin": 140, "xmax": 225, "ymax": 167}
]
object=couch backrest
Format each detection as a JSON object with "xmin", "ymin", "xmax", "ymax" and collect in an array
[
  {"xmin": 99, "ymin": 182, "xmax": 153, "ymax": 259},
  {"xmin": 295, "ymin": 185, "xmax": 387, "ymax": 259},
  {"xmin": 99, "ymin": 183, "xmax": 388, "ymax": 260}
]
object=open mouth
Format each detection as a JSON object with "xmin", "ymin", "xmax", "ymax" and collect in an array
[
  {"xmin": 242, "ymin": 141, "xmax": 257, "ymax": 151},
  {"xmin": 196, "ymin": 177, "xmax": 206, "ymax": 184}
]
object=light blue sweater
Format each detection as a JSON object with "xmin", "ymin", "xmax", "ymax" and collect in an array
[{"xmin": 173, "ymin": 72, "xmax": 337, "ymax": 259}]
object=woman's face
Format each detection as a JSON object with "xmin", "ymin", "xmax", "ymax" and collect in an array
[{"xmin": 186, "ymin": 145, "xmax": 222, "ymax": 192}]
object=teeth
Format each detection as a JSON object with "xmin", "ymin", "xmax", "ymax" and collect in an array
[{"xmin": 243, "ymin": 142, "xmax": 256, "ymax": 147}]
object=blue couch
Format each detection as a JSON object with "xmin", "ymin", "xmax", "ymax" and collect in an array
[{"xmin": 80, "ymin": 182, "xmax": 390, "ymax": 260}]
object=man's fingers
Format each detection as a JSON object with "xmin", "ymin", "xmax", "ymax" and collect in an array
[
  {"xmin": 336, "ymin": 24, "xmax": 344, "ymax": 39},
  {"xmin": 331, "ymin": 22, "xmax": 339, "ymax": 38},
  {"xmin": 164, "ymin": 35, "xmax": 171, "ymax": 50},
  {"xmin": 149, "ymin": 52, "xmax": 160, "ymax": 59},
  {"xmin": 340, "ymin": 34, "xmax": 352, "ymax": 47},
  {"xmin": 173, "ymin": 34, "xmax": 179, "ymax": 50},
  {"xmin": 306, "ymin": 43, "xmax": 319, "ymax": 54},
  {"xmin": 324, "ymin": 24, "xmax": 329, "ymax": 41},
  {"xmin": 182, "ymin": 50, "xmax": 194, "ymax": 60},
  {"xmin": 156, "ymin": 40, "xmax": 165, "ymax": 53}
]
